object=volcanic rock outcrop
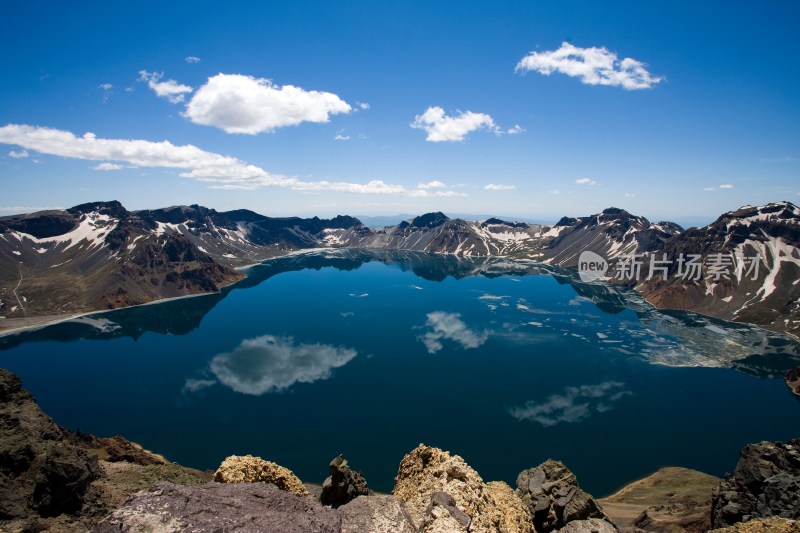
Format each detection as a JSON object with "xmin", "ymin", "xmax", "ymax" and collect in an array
[{"xmin": 213, "ymin": 454, "xmax": 310, "ymax": 497}]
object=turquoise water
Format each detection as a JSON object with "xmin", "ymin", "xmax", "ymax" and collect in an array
[{"xmin": 1, "ymin": 250, "xmax": 799, "ymax": 496}]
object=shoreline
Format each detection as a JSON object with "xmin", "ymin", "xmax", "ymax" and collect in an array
[{"xmin": 1, "ymin": 246, "xmax": 797, "ymax": 345}]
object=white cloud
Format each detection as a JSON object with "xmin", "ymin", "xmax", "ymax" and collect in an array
[
  {"xmin": 418, "ymin": 180, "xmax": 447, "ymax": 189},
  {"xmin": 516, "ymin": 42, "xmax": 663, "ymax": 90},
  {"xmin": 8, "ymin": 149, "xmax": 28, "ymax": 158},
  {"xmin": 334, "ymin": 130, "xmax": 351, "ymax": 141},
  {"xmin": 703, "ymin": 184, "xmax": 734, "ymax": 191},
  {"xmin": 624, "ymin": 192, "xmax": 636, "ymax": 197},
  {"xmin": 184, "ymin": 73, "xmax": 352, "ymax": 134},
  {"xmin": 484, "ymin": 183, "xmax": 516, "ymax": 191},
  {"xmin": 509, "ymin": 381, "xmax": 631, "ymax": 426},
  {"xmin": 411, "ymin": 106, "xmax": 498, "ymax": 142},
  {"xmin": 507, "ymin": 124, "xmax": 524, "ymax": 135},
  {"xmin": 209, "ymin": 334, "xmax": 357, "ymax": 395},
  {"xmin": 139, "ymin": 70, "xmax": 194, "ymax": 103},
  {"xmin": 358, "ymin": 102, "xmax": 370, "ymax": 110},
  {"xmin": 575, "ymin": 178, "xmax": 597, "ymax": 186},
  {"xmin": 0, "ymin": 124, "xmax": 459, "ymax": 197},
  {"xmin": 418, "ymin": 311, "xmax": 488, "ymax": 354},
  {"xmin": 549, "ymin": 189, "xmax": 560, "ymax": 195},
  {"xmin": 98, "ymin": 83, "xmax": 113, "ymax": 91},
  {"xmin": 93, "ymin": 162, "xmax": 124, "ymax": 171},
  {"xmin": 185, "ymin": 56, "xmax": 201, "ymax": 64}
]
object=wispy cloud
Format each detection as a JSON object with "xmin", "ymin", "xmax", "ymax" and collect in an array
[
  {"xmin": 549, "ymin": 189, "xmax": 560, "ymax": 195},
  {"xmin": 139, "ymin": 70, "xmax": 194, "ymax": 103},
  {"xmin": 485, "ymin": 184, "xmax": 516, "ymax": 191},
  {"xmin": 185, "ymin": 56, "xmax": 201, "ymax": 64},
  {"xmin": 418, "ymin": 311, "xmax": 488, "ymax": 354},
  {"xmin": 181, "ymin": 378, "xmax": 216, "ymax": 394},
  {"xmin": 0, "ymin": 205, "xmax": 63, "ymax": 212},
  {"xmin": 516, "ymin": 42, "xmax": 663, "ymax": 90},
  {"xmin": 92, "ymin": 162, "xmax": 124, "ymax": 171},
  {"xmin": 8, "ymin": 149, "xmax": 28, "ymax": 159},
  {"xmin": 703, "ymin": 184, "xmax": 734, "ymax": 192},
  {"xmin": 624, "ymin": 192, "xmax": 636, "ymax": 197},
  {"xmin": 184, "ymin": 73, "xmax": 351, "ymax": 134},
  {"xmin": 506, "ymin": 124, "xmax": 525, "ymax": 135},
  {"xmin": 0, "ymin": 124, "xmax": 462, "ymax": 197},
  {"xmin": 509, "ymin": 381, "xmax": 631, "ymax": 426},
  {"xmin": 208, "ymin": 334, "xmax": 357, "ymax": 395},
  {"xmin": 334, "ymin": 130, "xmax": 350, "ymax": 141},
  {"xmin": 411, "ymin": 106, "xmax": 498, "ymax": 142},
  {"xmin": 418, "ymin": 180, "xmax": 447, "ymax": 189},
  {"xmin": 575, "ymin": 178, "xmax": 597, "ymax": 186}
]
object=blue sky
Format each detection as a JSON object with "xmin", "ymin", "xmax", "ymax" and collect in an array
[{"xmin": 1, "ymin": 1, "xmax": 798, "ymax": 226}]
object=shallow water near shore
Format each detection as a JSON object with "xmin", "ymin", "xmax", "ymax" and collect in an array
[{"xmin": 1, "ymin": 249, "xmax": 799, "ymax": 496}]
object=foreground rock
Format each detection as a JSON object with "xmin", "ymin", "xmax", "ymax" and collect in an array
[
  {"xmin": 92, "ymin": 481, "xmax": 340, "ymax": 533},
  {"xmin": 599, "ymin": 466, "xmax": 720, "ymax": 532},
  {"xmin": 214, "ymin": 454, "xmax": 310, "ymax": 497},
  {"xmin": 393, "ymin": 443, "xmax": 532, "ymax": 533},
  {"xmin": 786, "ymin": 366, "xmax": 800, "ymax": 397},
  {"xmin": 711, "ymin": 439, "xmax": 800, "ymax": 528},
  {"xmin": 710, "ymin": 517, "xmax": 800, "ymax": 532},
  {"xmin": 0, "ymin": 368, "xmax": 100, "ymax": 520},
  {"xmin": 339, "ymin": 494, "xmax": 416, "ymax": 533},
  {"xmin": 515, "ymin": 459, "xmax": 615, "ymax": 533},
  {"xmin": 321, "ymin": 454, "xmax": 370, "ymax": 508}
]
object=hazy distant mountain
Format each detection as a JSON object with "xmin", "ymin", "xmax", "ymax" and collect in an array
[{"xmin": 1, "ymin": 200, "xmax": 797, "ymax": 338}]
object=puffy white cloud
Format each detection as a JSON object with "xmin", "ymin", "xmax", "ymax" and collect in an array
[
  {"xmin": 509, "ymin": 381, "xmax": 631, "ymax": 426},
  {"xmin": 418, "ymin": 311, "xmax": 488, "ymax": 354},
  {"xmin": 209, "ymin": 334, "xmax": 357, "ymax": 395},
  {"xmin": 411, "ymin": 106, "xmax": 498, "ymax": 142},
  {"xmin": 575, "ymin": 178, "xmax": 597, "ymax": 186},
  {"xmin": 8, "ymin": 149, "xmax": 28, "ymax": 158},
  {"xmin": 93, "ymin": 162, "xmax": 124, "ymax": 171},
  {"xmin": 185, "ymin": 56, "xmax": 201, "ymax": 64},
  {"xmin": 507, "ymin": 124, "xmax": 524, "ymax": 135},
  {"xmin": 358, "ymin": 102, "xmax": 370, "ymax": 110},
  {"xmin": 484, "ymin": 183, "xmax": 515, "ymax": 191},
  {"xmin": 184, "ymin": 73, "xmax": 352, "ymax": 134},
  {"xmin": 139, "ymin": 70, "xmax": 194, "ymax": 103},
  {"xmin": 418, "ymin": 180, "xmax": 447, "ymax": 189},
  {"xmin": 516, "ymin": 42, "xmax": 663, "ymax": 90}
]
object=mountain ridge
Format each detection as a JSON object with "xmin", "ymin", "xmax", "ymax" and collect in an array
[{"xmin": 1, "ymin": 200, "xmax": 798, "ymax": 338}]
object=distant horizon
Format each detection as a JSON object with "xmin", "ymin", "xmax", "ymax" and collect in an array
[{"xmin": 3, "ymin": 196, "xmax": 795, "ymax": 230}]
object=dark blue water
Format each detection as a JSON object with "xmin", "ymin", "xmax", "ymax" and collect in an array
[{"xmin": 1, "ymin": 250, "xmax": 799, "ymax": 496}]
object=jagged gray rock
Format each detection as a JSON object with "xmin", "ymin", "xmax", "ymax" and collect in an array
[
  {"xmin": 711, "ymin": 439, "xmax": 800, "ymax": 528},
  {"xmin": 0, "ymin": 368, "xmax": 100, "ymax": 519},
  {"xmin": 92, "ymin": 481, "xmax": 340, "ymax": 533},
  {"xmin": 320, "ymin": 454, "xmax": 370, "ymax": 508},
  {"xmin": 515, "ymin": 459, "xmax": 615, "ymax": 533},
  {"xmin": 339, "ymin": 494, "xmax": 416, "ymax": 533},
  {"xmin": 557, "ymin": 517, "xmax": 619, "ymax": 533}
]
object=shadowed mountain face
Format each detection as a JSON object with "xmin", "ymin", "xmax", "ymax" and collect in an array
[{"xmin": 1, "ymin": 201, "xmax": 798, "ymax": 338}]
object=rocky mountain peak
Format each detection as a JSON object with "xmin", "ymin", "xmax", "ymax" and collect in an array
[
  {"xmin": 410, "ymin": 212, "xmax": 450, "ymax": 229},
  {"xmin": 67, "ymin": 200, "xmax": 128, "ymax": 219}
]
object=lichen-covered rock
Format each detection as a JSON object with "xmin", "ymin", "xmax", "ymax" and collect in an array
[
  {"xmin": 557, "ymin": 517, "xmax": 619, "ymax": 533},
  {"xmin": 321, "ymin": 454, "xmax": 369, "ymax": 508},
  {"xmin": 92, "ymin": 481, "xmax": 340, "ymax": 533},
  {"xmin": 515, "ymin": 459, "xmax": 614, "ymax": 533},
  {"xmin": 339, "ymin": 494, "xmax": 416, "ymax": 533},
  {"xmin": 710, "ymin": 517, "xmax": 800, "ymax": 533},
  {"xmin": 213, "ymin": 454, "xmax": 310, "ymax": 497},
  {"xmin": 484, "ymin": 481, "xmax": 534, "ymax": 533},
  {"xmin": 711, "ymin": 439, "xmax": 800, "ymax": 528},
  {"xmin": 393, "ymin": 443, "xmax": 532, "ymax": 533}
]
